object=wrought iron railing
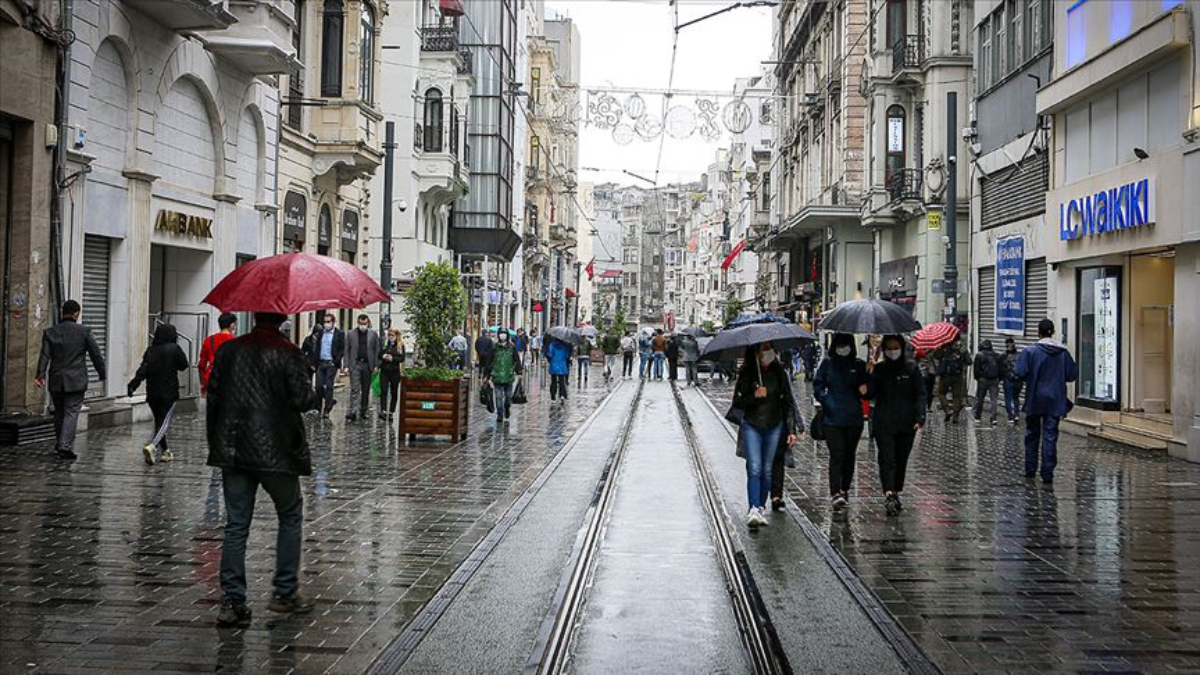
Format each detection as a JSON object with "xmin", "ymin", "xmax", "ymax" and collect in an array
[
  {"xmin": 887, "ymin": 168, "xmax": 923, "ymax": 202},
  {"xmin": 413, "ymin": 122, "xmax": 423, "ymax": 151},
  {"xmin": 892, "ymin": 35, "xmax": 925, "ymax": 73},
  {"xmin": 421, "ymin": 24, "xmax": 458, "ymax": 52}
]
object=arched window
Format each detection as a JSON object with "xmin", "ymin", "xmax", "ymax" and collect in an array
[
  {"xmin": 359, "ymin": 3, "xmax": 375, "ymax": 105},
  {"xmin": 320, "ymin": 0, "xmax": 344, "ymax": 97},
  {"xmin": 885, "ymin": 104, "xmax": 906, "ymax": 183},
  {"xmin": 424, "ymin": 89, "xmax": 443, "ymax": 152}
]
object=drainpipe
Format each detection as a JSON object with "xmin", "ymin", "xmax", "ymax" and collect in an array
[
  {"xmin": 943, "ymin": 90, "xmax": 958, "ymax": 322},
  {"xmin": 51, "ymin": 0, "xmax": 75, "ymax": 319}
]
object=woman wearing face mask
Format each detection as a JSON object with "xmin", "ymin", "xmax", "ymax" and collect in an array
[
  {"xmin": 813, "ymin": 332, "xmax": 870, "ymax": 511},
  {"xmin": 732, "ymin": 341, "xmax": 803, "ymax": 528},
  {"xmin": 867, "ymin": 335, "xmax": 926, "ymax": 516}
]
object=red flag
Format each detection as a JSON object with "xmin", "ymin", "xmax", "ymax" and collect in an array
[
  {"xmin": 439, "ymin": 0, "xmax": 465, "ymax": 17},
  {"xmin": 720, "ymin": 239, "xmax": 746, "ymax": 270},
  {"xmin": 585, "ymin": 259, "xmax": 595, "ymax": 281}
]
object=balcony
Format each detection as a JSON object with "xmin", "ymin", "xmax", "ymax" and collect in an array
[
  {"xmin": 891, "ymin": 35, "xmax": 925, "ymax": 75},
  {"xmin": 310, "ymin": 104, "xmax": 383, "ymax": 186},
  {"xmin": 414, "ymin": 125, "xmax": 468, "ymax": 207},
  {"xmin": 421, "ymin": 24, "xmax": 459, "ymax": 52},
  {"xmin": 198, "ymin": 0, "xmax": 297, "ymax": 75},
  {"xmin": 887, "ymin": 169, "xmax": 923, "ymax": 203},
  {"xmin": 123, "ymin": 0, "xmax": 235, "ymax": 31}
]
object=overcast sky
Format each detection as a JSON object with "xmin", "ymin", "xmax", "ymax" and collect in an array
[{"xmin": 545, "ymin": 0, "xmax": 774, "ymax": 188}]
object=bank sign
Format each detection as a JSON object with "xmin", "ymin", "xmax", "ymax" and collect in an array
[
  {"xmin": 1058, "ymin": 178, "xmax": 1153, "ymax": 241},
  {"xmin": 995, "ymin": 237, "xmax": 1025, "ymax": 335}
]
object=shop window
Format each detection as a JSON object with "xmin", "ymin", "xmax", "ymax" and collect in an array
[
  {"xmin": 1077, "ymin": 266, "xmax": 1121, "ymax": 407},
  {"xmin": 321, "ymin": 0, "xmax": 344, "ymax": 97},
  {"xmin": 1065, "ymin": 0, "xmax": 1087, "ymax": 69},
  {"xmin": 424, "ymin": 89, "xmax": 443, "ymax": 152},
  {"xmin": 360, "ymin": 2, "xmax": 375, "ymax": 105}
]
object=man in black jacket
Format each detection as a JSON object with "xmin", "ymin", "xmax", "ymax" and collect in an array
[
  {"xmin": 36, "ymin": 299, "xmax": 106, "ymax": 460},
  {"xmin": 973, "ymin": 340, "xmax": 1004, "ymax": 426},
  {"xmin": 310, "ymin": 313, "xmax": 345, "ymax": 417},
  {"xmin": 207, "ymin": 312, "xmax": 320, "ymax": 627}
]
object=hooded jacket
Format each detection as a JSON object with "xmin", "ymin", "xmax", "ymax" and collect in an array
[
  {"xmin": 868, "ymin": 342, "xmax": 927, "ymax": 435},
  {"xmin": 1013, "ymin": 339, "xmax": 1078, "ymax": 417},
  {"xmin": 545, "ymin": 339, "xmax": 573, "ymax": 376},
  {"xmin": 206, "ymin": 326, "xmax": 320, "ymax": 475},
  {"xmin": 973, "ymin": 340, "xmax": 1004, "ymax": 381},
  {"xmin": 813, "ymin": 338, "xmax": 869, "ymax": 428},
  {"xmin": 128, "ymin": 324, "xmax": 189, "ymax": 403}
]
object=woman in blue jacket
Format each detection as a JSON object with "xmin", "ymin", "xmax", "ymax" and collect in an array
[
  {"xmin": 545, "ymin": 337, "xmax": 574, "ymax": 403},
  {"xmin": 813, "ymin": 332, "xmax": 870, "ymax": 511}
]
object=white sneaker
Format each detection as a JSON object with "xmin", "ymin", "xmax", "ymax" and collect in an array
[
  {"xmin": 142, "ymin": 444, "xmax": 156, "ymax": 466},
  {"xmin": 757, "ymin": 507, "xmax": 770, "ymax": 527},
  {"xmin": 746, "ymin": 508, "xmax": 762, "ymax": 528}
]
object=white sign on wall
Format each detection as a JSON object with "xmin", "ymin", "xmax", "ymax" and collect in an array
[
  {"xmin": 887, "ymin": 117, "xmax": 904, "ymax": 153},
  {"xmin": 1094, "ymin": 276, "xmax": 1118, "ymax": 401}
]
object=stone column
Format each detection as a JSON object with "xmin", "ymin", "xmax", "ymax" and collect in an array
[{"xmin": 120, "ymin": 169, "xmax": 157, "ymax": 390}]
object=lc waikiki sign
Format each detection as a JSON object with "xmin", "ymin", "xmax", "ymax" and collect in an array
[{"xmin": 1058, "ymin": 178, "xmax": 1153, "ymax": 241}]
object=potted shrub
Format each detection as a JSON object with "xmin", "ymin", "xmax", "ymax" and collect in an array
[{"xmin": 398, "ymin": 261, "xmax": 470, "ymax": 442}]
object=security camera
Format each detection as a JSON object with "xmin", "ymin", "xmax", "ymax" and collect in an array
[
  {"xmin": 395, "ymin": 199, "xmax": 408, "ymax": 213},
  {"xmin": 970, "ymin": 142, "xmax": 982, "ymax": 156}
]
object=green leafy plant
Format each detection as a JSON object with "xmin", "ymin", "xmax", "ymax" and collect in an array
[
  {"xmin": 701, "ymin": 319, "xmax": 716, "ymax": 334},
  {"xmin": 609, "ymin": 307, "xmax": 627, "ymax": 338},
  {"xmin": 404, "ymin": 365, "xmax": 461, "ymax": 381},
  {"xmin": 723, "ymin": 297, "xmax": 745, "ymax": 325},
  {"xmin": 400, "ymin": 261, "xmax": 466, "ymax": 376}
]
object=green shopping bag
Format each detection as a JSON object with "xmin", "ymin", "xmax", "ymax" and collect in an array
[{"xmin": 371, "ymin": 371, "xmax": 381, "ymax": 398}]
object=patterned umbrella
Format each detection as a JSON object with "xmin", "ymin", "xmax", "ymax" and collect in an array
[{"xmin": 910, "ymin": 321, "xmax": 961, "ymax": 353}]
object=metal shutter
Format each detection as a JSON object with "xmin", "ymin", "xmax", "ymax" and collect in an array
[
  {"xmin": 980, "ymin": 153, "xmax": 1049, "ymax": 229},
  {"xmin": 1023, "ymin": 258, "xmax": 1048, "ymax": 344},
  {"xmin": 977, "ymin": 258, "xmax": 1047, "ymax": 352},
  {"xmin": 82, "ymin": 235, "xmax": 110, "ymax": 399},
  {"xmin": 977, "ymin": 266, "xmax": 997, "ymax": 347}
]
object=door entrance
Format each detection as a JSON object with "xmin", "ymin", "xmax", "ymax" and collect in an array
[{"xmin": 1130, "ymin": 252, "xmax": 1174, "ymax": 414}]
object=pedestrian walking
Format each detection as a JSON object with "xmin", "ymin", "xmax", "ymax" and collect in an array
[
  {"xmin": 486, "ymin": 329, "xmax": 523, "ymax": 423},
  {"xmin": 638, "ymin": 331, "xmax": 653, "ymax": 379},
  {"xmin": 601, "ymin": 332, "xmax": 620, "ymax": 381},
  {"xmin": 651, "ymin": 330, "xmax": 668, "ymax": 380},
  {"xmin": 1014, "ymin": 319, "xmax": 1078, "ymax": 485},
  {"xmin": 917, "ymin": 349, "xmax": 936, "ymax": 413},
  {"xmin": 867, "ymin": 335, "xmax": 926, "ymax": 517},
  {"xmin": 198, "ymin": 313, "xmax": 237, "ymax": 396},
  {"xmin": 378, "ymin": 328, "xmax": 405, "ymax": 420},
  {"xmin": 666, "ymin": 334, "xmax": 680, "ymax": 382},
  {"xmin": 936, "ymin": 339, "xmax": 969, "ymax": 423},
  {"xmin": 575, "ymin": 336, "xmax": 592, "ymax": 386},
  {"xmin": 800, "ymin": 342, "xmax": 819, "ymax": 382},
  {"xmin": 515, "ymin": 328, "xmax": 529, "ymax": 357},
  {"xmin": 620, "ymin": 332, "xmax": 636, "ymax": 378},
  {"xmin": 35, "ymin": 299, "xmax": 106, "ymax": 460},
  {"xmin": 731, "ymin": 342, "xmax": 802, "ymax": 528},
  {"xmin": 530, "ymin": 331, "xmax": 542, "ymax": 367},
  {"xmin": 448, "ymin": 331, "xmax": 468, "ymax": 371},
  {"xmin": 310, "ymin": 314, "xmax": 345, "ymax": 418},
  {"xmin": 475, "ymin": 330, "xmax": 495, "ymax": 380},
  {"xmin": 546, "ymin": 337, "xmax": 573, "ymax": 402},
  {"xmin": 344, "ymin": 315, "xmax": 380, "ymax": 422},
  {"xmin": 1002, "ymin": 337, "xmax": 1023, "ymax": 423},
  {"xmin": 681, "ymin": 334, "xmax": 701, "ymax": 386},
  {"xmin": 207, "ymin": 312, "xmax": 320, "ymax": 627},
  {"xmin": 813, "ymin": 332, "xmax": 869, "ymax": 512},
  {"xmin": 127, "ymin": 323, "xmax": 189, "ymax": 465},
  {"xmin": 972, "ymin": 340, "xmax": 1004, "ymax": 426}
]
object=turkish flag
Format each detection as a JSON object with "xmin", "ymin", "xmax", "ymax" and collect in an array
[
  {"xmin": 585, "ymin": 259, "xmax": 595, "ymax": 281},
  {"xmin": 439, "ymin": 0, "xmax": 465, "ymax": 17}
]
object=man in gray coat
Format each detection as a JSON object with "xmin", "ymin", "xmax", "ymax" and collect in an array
[
  {"xmin": 344, "ymin": 314, "xmax": 381, "ymax": 421},
  {"xmin": 36, "ymin": 300, "xmax": 106, "ymax": 459}
]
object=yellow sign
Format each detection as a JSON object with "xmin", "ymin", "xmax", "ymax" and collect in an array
[
  {"xmin": 926, "ymin": 211, "xmax": 942, "ymax": 231},
  {"xmin": 155, "ymin": 210, "xmax": 213, "ymax": 238}
]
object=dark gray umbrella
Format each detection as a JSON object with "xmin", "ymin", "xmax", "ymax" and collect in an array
[
  {"xmin": 701, "ymin": 322, "xmax": 816, "ymax": 358},
  {"xmin": 680, "ymin": 326, "xmax": 709, "ymax": 337},
  {"xmin": 819, "ymin": 299, "xmax": 920, "ymax": 334},
  {"xmin": 546, "ymin": 325, "xmax": 584, "ymax": 346}
]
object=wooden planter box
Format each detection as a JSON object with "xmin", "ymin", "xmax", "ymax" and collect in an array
[{"xmin": 398, "ymin": 377, "xmax": 470, "ymax": 442}]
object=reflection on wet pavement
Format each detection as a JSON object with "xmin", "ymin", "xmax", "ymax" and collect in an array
[
  {"xmin": 0, "ymin": 367, "xmax": 614, "ymax": 673},
  {"xmin": 704, "ymin": 378, "xmax": 1200, "ymax": 673}
]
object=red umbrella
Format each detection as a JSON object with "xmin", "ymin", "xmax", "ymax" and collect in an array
[
  {"xmin": 910, "ymin": 321, "xmax": 960, "ymax": 353},
  {"xmin": 203, "ymin": 252, "xmax": 389, "ymax": 314}
]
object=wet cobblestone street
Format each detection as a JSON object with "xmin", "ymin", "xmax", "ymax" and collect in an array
[
  {"xmin": 703, "ymin": 378, "xmax": 1200, "ymax": 674},
  {"xmin": 0, "ymin": 369, "xmax": 613, "ymax": 674}
]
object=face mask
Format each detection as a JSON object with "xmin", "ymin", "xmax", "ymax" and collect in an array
[
  {"xmin": 836, "ymin": 346, "xmax": 851, "ymax": 357},
  {"xmin": 498, "ymin": 334, "xmax": 509, "ymax": 344},
  {"xmin": 324, "ymin": 323, "xmax": 334, "ymax": 331},
  {"xmin": 357, "ymin": 325, "xmax": 368, "ymax": 332},
  {"xmin": 884, "ymin": 349, "xmax": 902, "ymax": 361},
  {"xmin": 759, "ymin": 349, "xmax": 776, "ymax": 366}
]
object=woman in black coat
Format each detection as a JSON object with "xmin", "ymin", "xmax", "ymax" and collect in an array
[
  {"xmin": 732, "ymin": 342, "xmax": 804, "ymax": 529},
  {"xmin": 378, "ymin": 328, "xmax": 406, "ymax": 420},
  {"xmin": 128, "ymin": 323, "xmax": 188, "ymax": 464},
  {"xmin": 867, "ymin": 334, "xmax": 927, "ymax": 516}
]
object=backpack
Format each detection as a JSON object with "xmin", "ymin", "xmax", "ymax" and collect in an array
[
  {"xmin": 979, "ymin": 353, "xmax": 1001, "ymax": 380},
  {"xmin": 938, "ymin": 349, "xmax": 965, "ymax": 377}
]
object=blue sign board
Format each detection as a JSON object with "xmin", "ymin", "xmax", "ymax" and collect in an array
[
  {"xmin": 996, "ymin": 237, "xmax": 1025, "ymax": 335},
  {"xmin": 1058, "ymin": 178, "xmax": 1152, "ymax": 241}
]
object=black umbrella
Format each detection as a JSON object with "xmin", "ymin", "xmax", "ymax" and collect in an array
[
  {"xmin": 680, "ymin": 326, "xmax": 709, "ymax": 337},
  {"xmin": 819, "ymin": 299, "xmax": 920, "ymax": 335},
  {"xmin": 701, "ymin": 322, "xmax": 816, "ymax": 358},
  {"xmin": 546, "ymin": 325, "xmax": 584, "ymax": 346},
  {"xmin": 725, "ymin": 312, "xmax": 792, "ymax": 328}
]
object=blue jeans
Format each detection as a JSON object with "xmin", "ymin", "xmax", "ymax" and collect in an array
[
  {"xmin": 1003, "ymin": 378, "xmax": 1023, "ymax": 420},
  {"xmin": 220, "ymin": 468, "xmax": 304, "ymax": 603},
  {"xmin": 1024, "ymin": 414, "xmax": 1060, "ymax": 481},
  {"xmin": 639, "ymin": 352, "xmax": 651, "ymax": 378},
  {"xmin": 653, "ymin": 353, "xmax": 665, "ymax": 379},
  {"xmin": 493, "ymin": 382, "xmax": 513, "ymax": 420},
  {"xmin": 741, "ymin": 421, "xmax": 784, "ymax": 509}
]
